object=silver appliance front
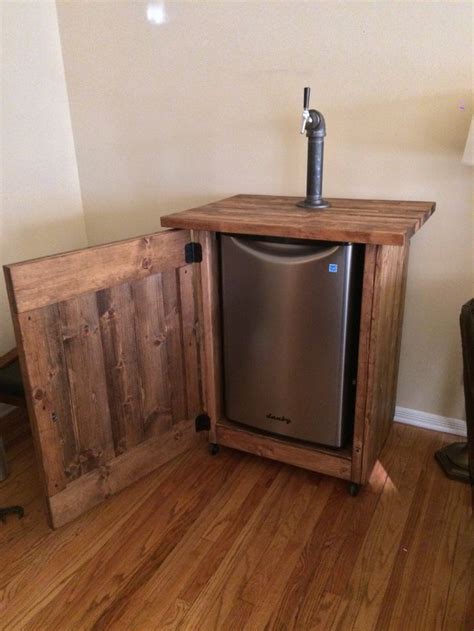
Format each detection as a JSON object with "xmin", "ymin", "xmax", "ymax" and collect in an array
[{"xmin": 220, "ymin": 234, "xmax": 361, "ymax": 448}]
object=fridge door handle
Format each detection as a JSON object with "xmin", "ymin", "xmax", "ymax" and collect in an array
[{"xmin": 229, "ymin": 237, "xmax": 341, "ymax": 265}]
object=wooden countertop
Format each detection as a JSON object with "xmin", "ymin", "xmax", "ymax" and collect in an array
[{"xmin": 161, "ymin": 194, "xmax": 435, "ymax": 246}]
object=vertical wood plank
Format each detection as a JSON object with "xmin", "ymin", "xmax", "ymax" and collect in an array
[
  {"xmin": 162, "ymin": 269, "xmax": 187, "ymax": 422},
  {"xmin": 360, "ymin": 244, "xmax": 409, "ymax": 482},
  {"xmin": 351, "ymin": 245, "xmax": 377, "ymax": 483},
  {"xmin": 132, "ymin": 273, "xmax": 172, "ymax": 437},
  {"xmin": 14, "ymin": 306, "xmax": 76, "ymax": 495},
  {"xmin": 179, "ymin": 265, "xmax": 202, "ymax": 421},
  {"xmin": 59, "ymin": 292, "xmax": 115, "ymax": 474},
  {"xmin": 194, "ymin": 231, "xmax": 223, "ymax": 443},
  {"xmin": 97, "ymin": 283, "xmax": 144, "ymax": 454}
]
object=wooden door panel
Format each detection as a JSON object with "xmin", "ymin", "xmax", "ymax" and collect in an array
[{"xmin": 4, "ymin": 229, "xmax": 206, "ymax": 528}]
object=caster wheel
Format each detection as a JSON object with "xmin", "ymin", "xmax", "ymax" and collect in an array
[
  {"xmin": 348, "ymin": 482, "xmax": 360, "ymax": 497},
  {"xmin": 209, "ymin": 443, "xmax": 220, "ymax": 456}
]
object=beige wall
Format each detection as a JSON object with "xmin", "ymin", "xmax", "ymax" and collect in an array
[
  {"xmin": 52, "ymin": 1, "xmax": 474, "ymax": 419},
  {"xmin": 1, "ymin": 1, "xmax": 88, "ymax": 354}
]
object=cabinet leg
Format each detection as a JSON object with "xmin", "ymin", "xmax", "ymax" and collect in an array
[
  {"xmin": 348, "ymin": 482, "xmax": 360, "ymax": 497},
  {"xmin": 209, "ymin": 443, "xmax": 220, "ymax": 456}
]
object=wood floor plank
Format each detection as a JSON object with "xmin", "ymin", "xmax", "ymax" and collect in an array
[
  {"xmin": 22, "ymin": 447, "xmax": 240, "ymax": 631},
  {"xmin": 0, "ymin": 411, "xmax": 471, "ymax": 631},
  {"xmin": 90, "ymin": 453, "xmax": 278, "ymax": 628},
  {"xmin": 329, "ymin": 427, "xmax": 448, "ymax": 631},
  {"xmin": 443, "ymin": 509, "xmax": 474, "ymax": 631},
  {"xmin": 379, "ymin": 433, "xmax": 472, "ymax": 631},
  {"xmin": 241, "ymin": 477, "xmax": 336, "ymax": 631},
  {"xmin": 115, "ymin": 456, "xmax": 280, "ymax": 630},
  {"xmin": 1, "ymin": 446, "xmax": 207, "ymax": 629}
]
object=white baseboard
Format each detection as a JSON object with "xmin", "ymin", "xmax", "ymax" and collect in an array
[
  {"xmin": 394, "ymin": 406, "xmax": 467, "ymax": 438},
  {"xmin": 0, "ymin": 403, "xmax": 16, "ymax": 418}
]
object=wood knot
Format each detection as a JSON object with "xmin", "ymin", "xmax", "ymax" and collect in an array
[
  {"xmin": 174, "ymin": 431, "xmax": 182, "ymax": 441},
  {"xmin": 33, "ymin": 388, "xmax": 44, "ymax": 401},
  {"xmin": 107, "ymin": 308, "xmax": 115, "ymax": 319},
  {"xmin": 83, "ymin": 325, "xmax": 90, "ymax": 336},
  {"xmin": 142, "ymin": 257, "xmax": 152, "ymax": 270}
]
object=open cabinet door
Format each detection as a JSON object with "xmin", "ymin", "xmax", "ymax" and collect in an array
[{"xmin": 4, "ymin": 229, "xmax": 208, "ymax": 528}]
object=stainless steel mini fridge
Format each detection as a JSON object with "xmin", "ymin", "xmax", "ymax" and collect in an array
[{"xmin": 220, "ymin": 234, "xmax": 363, "ymax": 448}]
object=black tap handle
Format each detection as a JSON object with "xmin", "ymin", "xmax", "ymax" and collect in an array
[{"xmin": 303, "ymin": 87, "xmax": 310, "ymax": 110}]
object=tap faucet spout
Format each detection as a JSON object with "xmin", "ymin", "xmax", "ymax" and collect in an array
[{"xmin": 297, "ymin": 87, "xmax": 330, "ymax": 209}]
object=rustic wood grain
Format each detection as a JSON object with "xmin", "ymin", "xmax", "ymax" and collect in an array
[
  {"xmin": 162, "ymin": 268, "xmax": 188, "ymax": 422},
  {"xmin": 4, "ymin": 230, "xmax": 205, "ymax": 528},
  {"xmin": 12, "ymin": 305, "xmax": 77, "ymax": 498},
  {"xmin": 179, "ymin": 264, "xmax": 203, "ymax": 421},
  {"xmin": 161, "ymin": 194, "xmax": 435, "ymax": 246},
  {"xmin": 351, "ymin": 244, "xmax": 377, "ymax": 483},
  {"xmin": 132, "ymin": 273, "xmax": 173, "ymax": 436},
  {"xmin": 58, "ymin": 292, "xmax": 115, "ymax": 475},
  {"xmin": 360, "ymin": 244, "xmax": 409, "ymax": 482},
  {"xmin": 48, "ymin": 419, "xmax": 202, "ymax": 529},
  {"xmin": 97, "ymin": 282, "xmax": 145, "ymax": 454},
  {"xmin": 0, "ymin": 412, "xmax": 470, "ymax": 631},
  {"xmin": 194, "ymin": 230, "xmax": 223, "ymax": 443},
  {"xmin": 5, "ymin": 228, "xmax": 191, "ymax": 314},
  {"xmin": 216, "ymin": 418, "xmax": 352, "ymax": 480}
]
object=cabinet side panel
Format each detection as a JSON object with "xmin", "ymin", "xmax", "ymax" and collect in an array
[
  {"xmin": 194, "ymin": 231, "xmax": 223, "ymax": 442},
  {"xmin": 352, "ymin": 245, "xmax": 377, "ymax": 482},
  {"xmin": 360, "ymin": 244, "xmax": 409, "ymax": 482},
  {"xmin": 179, "ymin": 265, "xmax": 203, "ymax": 421}
]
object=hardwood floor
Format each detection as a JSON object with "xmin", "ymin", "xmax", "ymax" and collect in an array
[{"xmin": 0, "ymin": 409, "xmax": 472, "ymax": 630}]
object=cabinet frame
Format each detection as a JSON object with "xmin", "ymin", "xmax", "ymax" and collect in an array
[
  {"xmin": 5, "ymin": 193, "xmax": 430, "ymax": 527},
  {"xmin": 195, "ymin": 230, "xmax": 410, "ymax": 486}
]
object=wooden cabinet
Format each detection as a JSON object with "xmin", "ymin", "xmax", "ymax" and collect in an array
[{"xmin": 4, "ymin": 195, "xmax": 434, "ymax": 528}]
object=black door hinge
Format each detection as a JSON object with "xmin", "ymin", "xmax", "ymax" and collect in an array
[
  {"xmin": 195, "ymin": 414, "xmax": 211, "ymax": 432},
  {"xmin": 185, "ymin": 242, "xmax": 202, "ymax": 264}
]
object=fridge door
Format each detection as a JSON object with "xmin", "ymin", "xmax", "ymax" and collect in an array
[{"xmin": 220, "ymin": 234, "xmax": 361, "ymax": 447}]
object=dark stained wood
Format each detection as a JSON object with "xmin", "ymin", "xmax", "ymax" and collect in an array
[
  {"xmin": 179, "ymin": 265, "xmax": 203, "ymax": 421},
  {"xmin": 351, "ymin": 245, "xmax": 378, "ymax": 482},
  {"xmin": 132, "ymin": 273, "xmax": 172, "ymax": 437},
  {"xmin": 4, "ymin": 230, "xmax": 205, "ymax": 528},
  {"xmin": 360, "ymin": 244, "xmax": 410, "ymax": 482},
  {"xmin": 6, "ymin": 228, "xmax": 191, "ymax": 314},
  {"xmin": 48, "ymin": 420, "xmax": 203, "ymax": 529},
  {"xmin": 4, "ymin": 194, "xmax": 434, "ymax": 528},
  {"xmin": 162, "ymin": 268, "xmax": 187, "ymax": 422},
  {"xmin": 194, "ymin": 230, "xmax": 223, "ymax": 443},
  {"xmin": 59, "ymin": 292, "xmax": 115, "ymax": 475},
  {"xmin": 216, "ymin": 418, "xmax": 352, "ymax": 480},
  {"xmin": 161, "ymin": 194, "xmax": 435, "ymax": 246},
  {"xmin": 97, "ymin": 282, "xmax": 145, "ymax": 453},
  {"xmin": 12, "ymin": 305, "xmax": 76, "ymax": 498}
]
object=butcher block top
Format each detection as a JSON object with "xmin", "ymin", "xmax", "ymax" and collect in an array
[{"xmin": 161, "ymin": 195, "xmax": 435, "ymax": 246}]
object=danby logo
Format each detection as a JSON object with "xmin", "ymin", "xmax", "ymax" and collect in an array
[{"xmin": 266, "ymin": 413, "xmax": 291, "ymax": 425}]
